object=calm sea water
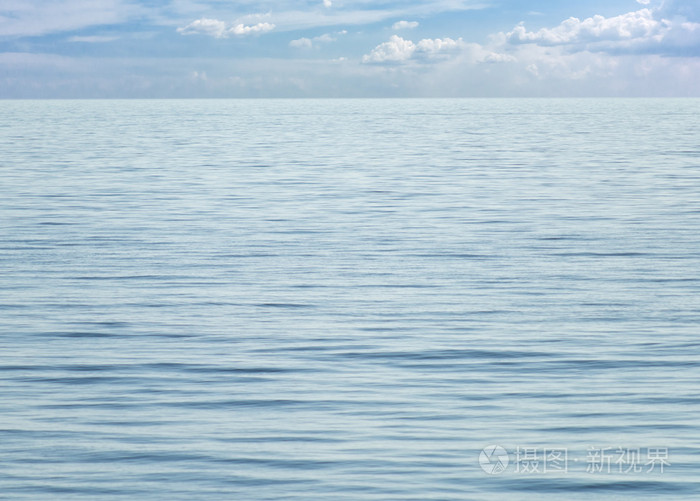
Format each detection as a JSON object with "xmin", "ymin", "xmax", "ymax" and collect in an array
[{"xmin": 1, "ymin": 99, "xmax": 699, "ymax": 500}]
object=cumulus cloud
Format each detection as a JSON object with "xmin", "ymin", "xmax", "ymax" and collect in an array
[
  {"xmin": 419, "ymin": 38, "xmax": 462, "ymax": 51},
  {"xmin": 506, "ymin": 9, "xmax": 662, "ymax": 46},
  {"xmin": 363, "ymin": 35, "xmax": 417, "ymax": 63},
  {"xmin": 177, "ymin": 18, "xmax": 275, "ymax": 38},
  {"xmin": 362, "ymin": 35, "xmax": 462, "ymax": 63},
  {"xmin": 392, "ymin": 20, "xmax": 419, "ymax": 30},
  {"xmin": 504, "ymin": 7, "xmax": 700, "ymax": 55},
  {"xmin": 230, "ymin": 22, "xmax": 275, "ymax": 35}
]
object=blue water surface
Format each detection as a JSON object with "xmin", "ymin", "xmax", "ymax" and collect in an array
[{"xmin": 1, "ymin": 99, "xmax": 699, "ymax": 499}]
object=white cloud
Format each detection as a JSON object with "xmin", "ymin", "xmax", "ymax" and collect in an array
[
  {"xmin": 637, "ymin": 0, "xmax": 650, "ymax": 4},
  {"xmin": 289, "ymin": 32, "xmax": 339, "ymax": 49},
  {"xmin": 506, "ymin": 9, "xmax": 662, "ymax": 46},
  {"xmin": 314, "ymin": 33, "xmax": 336, "ymax": 43},
  {"xmin": 177, "ymin": 18, "xmax": 275, "ymax": 38},
  {"xmin": 392, "ymin": 20, "xmax": 419, "ymax": 30},
  {"xmin": 323, "ymin": 0, "xmax": 332, "ymax": 7},
  {"xmin": 362, "ymin": 35, "xmax": 462, "ymax": 63},
  {"xmin": 290, "ymin": 37, "xmax": 313, "ymax": 48},
  {"xmin": 363, "ymin": 35, "xmax": 416, "ymax": 62},
  {"xmin": 229, "ymin": 22, "xmax": 275, "ymax": 35},
  {"xmin": 177, "ymin": 18, "xmax": 227, "ymax": 38},
  {"xmin": 504, "ymin": 7, "xmax": 700, "ymax": 55},
  {"xmin": 416, "ymin": 37, "xmax": 461, "ymax": 53}
]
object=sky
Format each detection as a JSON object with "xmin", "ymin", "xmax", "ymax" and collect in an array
[{"xmin": 1, "ymin": 0, "xmax": 699, "ymax": 97}]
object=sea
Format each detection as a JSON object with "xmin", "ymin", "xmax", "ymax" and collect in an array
[{"xmin": 1, "ymin": 98, "xmax": 699, "ymax": 500}]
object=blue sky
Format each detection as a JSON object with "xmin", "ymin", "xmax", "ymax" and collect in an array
[{"xmin": 1, "ymin": 0, "xmax": 699, "ymax": 97}]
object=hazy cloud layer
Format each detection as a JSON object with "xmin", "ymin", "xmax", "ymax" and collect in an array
[
  {"xmin": 177, "ymin": 19, "xmax": 275, "ymax": 38},
  {"xmin": 392, "ymin": 21, "xmax": 419, "ymax": 30},
  {"xmin": 0, "ymin": 0, "xmax": 141, "ymax": 37},
  {"xmin": 290, "ymin": 32, "xmax": 343, "ymax": 48}
]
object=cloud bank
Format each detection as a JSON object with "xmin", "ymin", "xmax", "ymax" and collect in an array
[{"xmin": 504, "ymin": 7, "xmax": 700, "ymax": 55}]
